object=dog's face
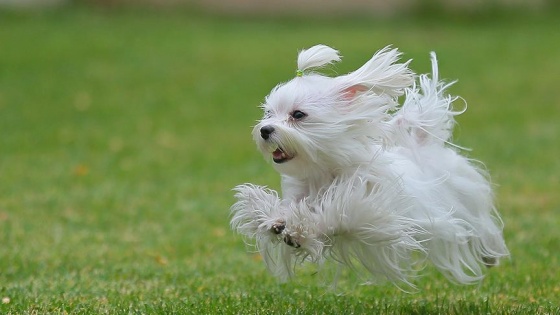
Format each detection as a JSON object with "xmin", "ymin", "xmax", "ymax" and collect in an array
[
  {"xmin": 251, "ymin": 45, "xmax": 413, "ymax": 178},
  {"xmin": 253, "ymin": 75, "xmax": 337, "ymax": 176},
  {"xmin": 253, "ymin": 75, "xmax": 391, "ymax": 178}
]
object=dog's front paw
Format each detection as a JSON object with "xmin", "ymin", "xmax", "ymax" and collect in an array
[
  {"xmin": 283, "ymin": 233, "xmax": 301, "ymax": 248},
  {"xmin": 231, "ymin": 184, "xmax": 283, "ymax": 238},
  {"xmin": 271, "ymin": 219, "xmax": 286, "ymax": 234}
]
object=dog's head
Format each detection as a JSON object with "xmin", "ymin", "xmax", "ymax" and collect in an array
[{"xmin": 253, "ymin": 45, "xmax": 414, "ymax": 178}]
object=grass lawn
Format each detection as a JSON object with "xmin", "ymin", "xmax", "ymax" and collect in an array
[{"xmin": 0, "ymin": 6, "xmax": 559, "ymax": 314}]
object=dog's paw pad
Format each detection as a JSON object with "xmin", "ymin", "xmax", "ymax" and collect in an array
[
  {"xmin": 283, "ymin": 234, "xmax": 301, "ymax": 248},
  {"xmin": 271, "ymin": 221, "xmax": 285, "ymax": 234}
]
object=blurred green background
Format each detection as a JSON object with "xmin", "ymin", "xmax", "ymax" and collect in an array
[{"xmin": 0, "ymin": 1, "xmax": 559, "ymax": 314}]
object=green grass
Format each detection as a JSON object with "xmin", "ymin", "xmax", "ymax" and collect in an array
[{"xmin": 0, "ymin": 7, "xmax": 559, "ymax": 314}]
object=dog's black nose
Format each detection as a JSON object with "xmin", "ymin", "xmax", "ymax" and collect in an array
[{"xmin": 260, "ymin": 125, "xmax": 275, "ymax": 140}]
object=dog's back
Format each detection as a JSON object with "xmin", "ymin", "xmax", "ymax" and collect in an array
[{"xmin": 383, "ymin": 53, "xmax": 509, "ymax": 282}]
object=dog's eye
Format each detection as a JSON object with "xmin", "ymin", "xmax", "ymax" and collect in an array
[
  {"xmin": 263, "ymin": 110, "xmax": 272, "ymax": 119},
  {"xmin": 291, "ymin": 110, "xmax": 307, "ymax": 120}
]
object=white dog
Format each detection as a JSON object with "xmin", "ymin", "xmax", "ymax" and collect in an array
[{"xmin": 231, "ymin": 45, "xmax": 508, "ymax": 286}]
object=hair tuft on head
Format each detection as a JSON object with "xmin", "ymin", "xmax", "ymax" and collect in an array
[{"xmin": 297, "ymin": 45, "xmax": 341, "ymax": 75}]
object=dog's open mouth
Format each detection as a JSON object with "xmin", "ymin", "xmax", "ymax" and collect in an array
[{"xmin": 272, "ymin": 147, "xmax": 293, "ymax": 163}]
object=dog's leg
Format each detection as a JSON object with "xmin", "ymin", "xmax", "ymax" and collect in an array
[
  {"xmin": 232, "ymin": 184, "xmax": 310, "ymax": 279},
  {"xmin": 271, "ymin": 219, "xmax": 286, "ymax": 234},
  {"xmin": 283, "ymin": 233, "xmax": 301, "ymax": 248},
  {"xmin": 231, "ymin": 184, "xmax": 305, "ymax": 248},
  {"xmin": 277, "ymin": 200, "xmax": 325, "ymax": 260},
  {"xmin": 231, "ymin": 184, "xmax": 287, "ymax": 239}
]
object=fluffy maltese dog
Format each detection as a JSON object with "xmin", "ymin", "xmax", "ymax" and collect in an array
[{"xmin": 231, "ymin": 45, "xmax": 508, "ymax": 286}]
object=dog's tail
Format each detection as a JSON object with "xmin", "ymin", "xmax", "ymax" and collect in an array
[{"xmin": 388, "ymin": 53, "xmax": 465, "ymax": 148}]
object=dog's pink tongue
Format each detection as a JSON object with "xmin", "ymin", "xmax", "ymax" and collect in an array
[{"xmin": 272, "ymin": 149, "xmax": 284, "ymax": 160}]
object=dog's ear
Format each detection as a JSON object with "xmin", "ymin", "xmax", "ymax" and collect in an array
[
  {"xmin": 337, "ymin": 46, "xmax": 414, "ymax": 98},
  {"xmin": 341, "ymin": 84, "xmax": 369, "ymax": 100},
  {"xmin": 341, "ymin": 84, "xmax": 370, "ymax": 101}
]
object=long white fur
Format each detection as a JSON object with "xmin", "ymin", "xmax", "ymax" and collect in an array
[
  {"xmin": 231, "ymin": 45, "xmax": 509, "ymax": 287},
  {"xmin": 297, "ymin": 45, "xmax": 341, "ymax": 73},
  {"xmin": 337, "ymin": 46, "xmax": 414, "ymax": 97}
]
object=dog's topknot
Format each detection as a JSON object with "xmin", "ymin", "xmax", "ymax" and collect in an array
[{"xmin": 297, "ymin": 45, "xmax": 341, "ymax": 76}]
